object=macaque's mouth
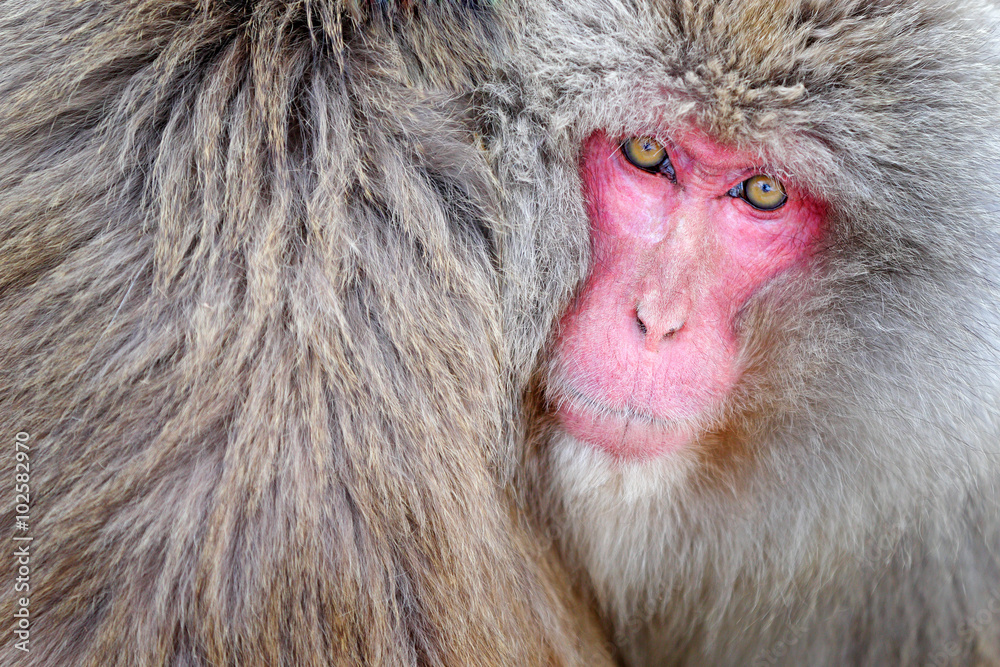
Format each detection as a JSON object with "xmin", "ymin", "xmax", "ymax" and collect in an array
[{"xmin": 551, "ymin": 387, "xmax": 701, "ymax": 459}]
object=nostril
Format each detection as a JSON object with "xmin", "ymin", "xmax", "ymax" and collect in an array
[{"xmin": 636, "ymin": 304, "xmax": 685, "ymax": 341}]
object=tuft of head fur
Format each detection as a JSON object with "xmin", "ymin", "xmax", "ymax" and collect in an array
[
  {"xmin": 0, "ymin": 1, "xmax": 613, "ymax": 664},
  {"xmin": 504, "ymin": 0, "xmax": 1000, "ymax": 664}
]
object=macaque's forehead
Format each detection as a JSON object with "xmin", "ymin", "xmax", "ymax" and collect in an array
[{"xmin": 590, "ymin": 1, "xmax": 886, "ymax": 145}]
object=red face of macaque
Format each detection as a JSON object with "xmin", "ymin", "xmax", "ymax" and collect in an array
[{"xmin": 551, "ymin": 131, "xmax": 826, "ymax": 460}]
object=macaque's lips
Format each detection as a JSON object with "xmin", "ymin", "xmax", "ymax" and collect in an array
[{"xmin": 554, "ymin": 389, "xmax": 697, "ymax": 460}]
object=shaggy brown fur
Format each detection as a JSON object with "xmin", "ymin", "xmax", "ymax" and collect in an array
[
  {"xmin": 0, "ymin": 1, "xmax": 613, "ymax": 665},
  {"xmin": 503, "ymin": 0, "xmax": 1000, "ymax": 665}
]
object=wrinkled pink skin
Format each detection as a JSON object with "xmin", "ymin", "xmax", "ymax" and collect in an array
[{"xmin": 552, "ymin": 131, "xmax": 826, "ymax": 460}]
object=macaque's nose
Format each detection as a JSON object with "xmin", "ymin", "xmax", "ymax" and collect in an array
[{"xmin": 635, "ymin": 286, "xmax": 691, "ymax": 351}]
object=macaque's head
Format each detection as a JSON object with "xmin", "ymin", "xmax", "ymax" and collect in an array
[{"xmin": 519, "ymin": 0, "xmax": 1000, "ymax": 662}]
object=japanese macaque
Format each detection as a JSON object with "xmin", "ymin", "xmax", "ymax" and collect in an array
[
  {"xmin": 0, "ymin": 1, "xmax": 615, "ymax": 664},
  {"xmin": 510, "ymin": 0, "xmax": 1000, "ymax": 664},
  {"xmin": 4, "ymin": 0, "xmax": 1000, "ymax": 664}
]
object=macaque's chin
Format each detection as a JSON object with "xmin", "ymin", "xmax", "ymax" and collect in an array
[{"xmin": 555, "ymin": 392, "xmax": 704, "ymax": 460}]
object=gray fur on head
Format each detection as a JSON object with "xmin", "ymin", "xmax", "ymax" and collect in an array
[
  {"xmin": 0, "ymin": 1, "xmax": 614, "ymax": 664},
  {"xmin": 502, "ymin": 0, "xmax": 1000, "ymax": 664}
]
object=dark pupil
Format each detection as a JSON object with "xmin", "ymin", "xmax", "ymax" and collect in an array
[{"xmin": 759, "ymin": 182, "xmax": 772, "ymax": 192}]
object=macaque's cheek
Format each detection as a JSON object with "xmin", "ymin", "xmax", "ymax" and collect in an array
[
  {"xmin": 581, "ymin": 136, "xmax": 675, "ymax": 243},
  {"xmin": 716, "ymin": 198, "xmax": 827, "ymax": 305}
]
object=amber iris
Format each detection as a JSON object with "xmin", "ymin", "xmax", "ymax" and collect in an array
[
  {"xmin": 740, "ymin": 174, "xmax": 786, "ymax": 211},
  {"xmin": 622, "ymin": 137, "xmax": 675, "ymax": 179}
]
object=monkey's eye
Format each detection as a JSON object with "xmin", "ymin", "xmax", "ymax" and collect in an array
[
  {"xmin": 729, "ymin": 174, "xmax": 787, "ymax": 211},
  {"xmin": 622, "ymin": 137, "xmax": 676, "ymax": 180}
]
